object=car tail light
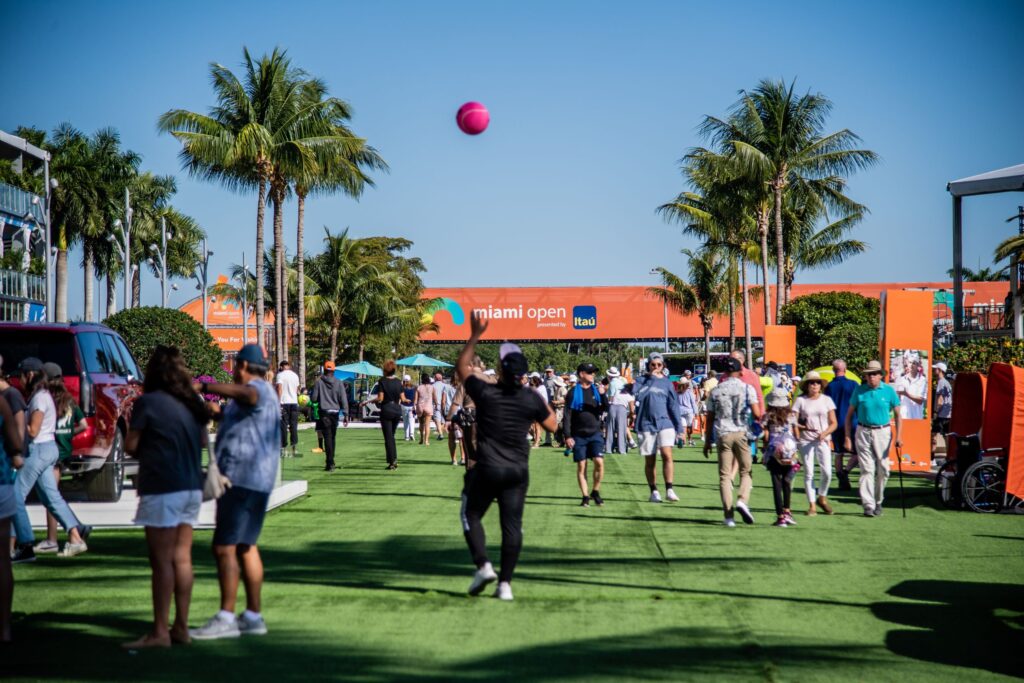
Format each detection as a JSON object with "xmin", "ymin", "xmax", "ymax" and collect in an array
[{"xmin": 80, "ymin": 371, "xmax": 95, "ymax": 417}]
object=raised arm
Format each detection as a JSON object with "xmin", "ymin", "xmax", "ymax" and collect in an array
[{"xmin": 456, "ymin": 312, "xmax": 488, "ymax": 383}]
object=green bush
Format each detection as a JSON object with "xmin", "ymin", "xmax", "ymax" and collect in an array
[
  {"xmin": 935, "ymin": 338, "xmax": 1024, "ymax": 374},
  {"xmin": 780, "ymin": 292, "xmax": 880, "ymax": 373},
  {"xmin": 104, "ymin": 306, "xmax": 226, "ymax": 378}
]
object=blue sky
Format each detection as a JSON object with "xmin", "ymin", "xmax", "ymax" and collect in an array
[{"xmin": 3, "ymin": 0, "xmax": 1022, "ymax": 318}]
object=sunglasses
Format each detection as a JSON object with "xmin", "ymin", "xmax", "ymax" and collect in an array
[{"xmin": 649, "ymin": 362, "xmax": 663, "ymax": 368}]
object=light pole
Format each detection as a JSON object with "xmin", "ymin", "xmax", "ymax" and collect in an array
[
  {"xmin": 107, "ymin": 215, "xmax": 132, "ymax": 312},
  {"xmin": 42, "ymin": 165, "xmax": 55, "ymax": 321},
  {"xmin": 147, "ymin": 216, "xmax": 173, "ymax": 307},
  {"xmin": 649, "ymin": 268, "xmax": 669, "ymax": 353},
  {"xmin": 193, "ymin": 237, "xmax": 213, "ymax": 330}
]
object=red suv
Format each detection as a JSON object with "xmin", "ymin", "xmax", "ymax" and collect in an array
[{"xmin": 0, "ymin": 322, "xmax": 143, "ymax": 502}]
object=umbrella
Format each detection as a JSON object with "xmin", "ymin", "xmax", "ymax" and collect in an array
[
  {"xmin": 810, "ymin": 367, "xmax": 862, "ymax": 385},
  {"xmin": 335, "ymin": 361, "xmax": 383, "ymax": 377},
  {"xmin": 396, "ymin": 353, "xmax": 453, "ymax": 368}
]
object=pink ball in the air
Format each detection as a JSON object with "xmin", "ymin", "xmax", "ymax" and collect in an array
[{"xmin": 456, "ymin": 101, "xmax": 490, "ymax": 135}]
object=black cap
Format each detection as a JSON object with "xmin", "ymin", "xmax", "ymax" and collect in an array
[
  {"xmin": 501, "ymin": 352, "xmax": 529, "ymax": 378},
  {"xmin": 17, "ymin": 357, "xmax": 44, "ymax": 373},
  {"xmin": 43, "ymin": 362, "xmax": 63, "ymax": 379},
  {"xmin": 577, "ymin": 362, "xmax": 598, "ymax": 374},
  {"xmin": 725, "ymin": 357, "xmax": 742, "ymax": 373}
]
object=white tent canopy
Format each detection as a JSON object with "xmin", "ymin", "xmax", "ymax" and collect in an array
[
  {"xmin": 948, "ymin": 163, "xmax": 1024, "ymax": 198},
  {"xmin": 948, "ymin": 162, "xmax": 1024, "ymax": 339}
]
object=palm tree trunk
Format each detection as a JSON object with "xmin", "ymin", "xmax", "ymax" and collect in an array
[
  {"xmin": 131, "ymin": 266, "xmax": 141, "ymax": 308},
  {"xmin": 703, "ymin": 323, "xmax": 711, "ymax": 370},
  {"xmin": 272, "ymin": 190, "xmax": 285, "ymax": 365},
  {"xmin": 55, "ymin": 248, "xmax": 69, "ymax": 322},
  {"xmin": 741, "ymin": 256, "xmax": 753, "ymax": 369},
  {"xmin": 758, "ymin": 206, "xmax": 772, "ymax": 327},
  {"xmin": 296, "ymin": 191, "xmax": 307, "ymax": 385},
  {"xmin": 330, "ymin": 326, "xmax": 339, "ymax": 360},
  {"xmin": 727, "ymin": 257, "xmax": 736, "ymax": 352},
  {"xmin": 358, "ymin": 337, "xmax": 365, "ymax": 363},
  {"xmin": 83, "ymin": 242, "xmax": 94, "ymax": 322},
  {"xmin": 773, "ymin": 175, "xmax": 786, "ymax": 322},
  {"xmin": 255, "ymin": 177, "xmax": 267, "ymax": 352},
  {"xmin": 106, "ymin": 274, "xmax": 116, "ymax": 318}
]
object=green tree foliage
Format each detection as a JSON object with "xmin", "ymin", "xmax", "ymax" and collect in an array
[
  {"xmin": 936, "ymin": 338, "xmax": 1024, "ymax": 374},
  {"xmin": 104, "ymin": 307, "xmax": 225, "ymax": 378},
  {"xmin": 811, "ymin": 323, "xmax": 879, "ymax": 376},
  {"xmin": 779, "ymin": 292, "xmax": 879, "ymax": 373}
]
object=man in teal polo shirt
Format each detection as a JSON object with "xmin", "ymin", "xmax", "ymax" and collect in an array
[{"xmin": 843, "ymin": 360, "xmax": 903, "ymax": 517}]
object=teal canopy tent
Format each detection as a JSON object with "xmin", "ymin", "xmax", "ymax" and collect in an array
[
  {"xmin": 396, "ymin": 354, "xmax": 453, "ymax": 368},
  {"xmin": 335, "ymin": 361, "xmax": 383, "ymax": 377}
]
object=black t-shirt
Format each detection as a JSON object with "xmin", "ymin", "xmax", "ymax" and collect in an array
[
  {"xmin": 563, "ymin": 384, "xmax": 608, "ymax": 437},
  {"xmin": 378, "ymin": 377, "xmax": 404, "ymax": 420},
  {"xmin": 465, "ymin": 375, "xmax": 549, "ymax": 468},
  {"xmin": 130, "ymin": 391, "xmax": 204, "ymax": 495},
  {"xmin": 2, "ymin": 385, "xmax": 26, "ymax": 418}
]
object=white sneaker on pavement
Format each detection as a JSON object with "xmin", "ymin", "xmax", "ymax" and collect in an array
[
  {"xmin": 665, "ymin": 488, "xmax": 679, "ymax": 503},
  {"xmin": 494, "ymin": 581, "xmax": 514, "ymax": 601},
  {"xmin": 468, "ymin": 562, "xmax": 498, "ymax": 596},
  {"xmin": 649, "ymin": 490, "xmax": 662, "ymax": 503},
  {"xmin": 189, "ymin": 613, "xmax": 241, "ymax": 640}
]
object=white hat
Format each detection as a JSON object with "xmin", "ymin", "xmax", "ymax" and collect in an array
[
  {"xmin": 607, "ymin": 367, "xmax": 620, "ymax": 377},
  {"xmin": 529, "ymin": 371, "xmax": 541, "ymax": 379},
  {"xmin": 402, "ymin": 374, "xmax": 411, "ymax": 382},
  {"xmin": 934, "ymin": 362, "xmax": 948, "ymax": 373},
  {"xmin": 766, "ymin": 389, "xmax": 791, "ymax": 408},
  {"xmin": 568, "ymin": 374, "xmax": 578, "ymax": 383}
]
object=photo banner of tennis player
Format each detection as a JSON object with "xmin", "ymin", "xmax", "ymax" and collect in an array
[
  {"xmin": 420, "ymin": 282, "xmax": 1008, "ymax": 344},
  {"xmin": 880, "ymin": 289, "xmax": 934, "ymax": 473}
]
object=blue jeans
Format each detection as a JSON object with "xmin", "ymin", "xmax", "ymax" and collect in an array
[{"xmin": 13, "ymin": 440, "xmax": 82, "ymax": 544}]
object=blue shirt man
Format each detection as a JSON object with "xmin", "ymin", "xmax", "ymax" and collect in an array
[{"xmin": 824, "ymin": 360, "xmax": 859, "ymax": 452}]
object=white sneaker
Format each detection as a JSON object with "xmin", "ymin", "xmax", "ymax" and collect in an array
[
  {"xmin": 238, "ymin": 612, "xmax": 268, "ymax": 636},
  {"xmin": 649, "ymin": 490, "xmax": 662, "ymax": 503},
  {"xmin": 494, "ymin": 581, "xmax": 514, "ymax": 601},
  {"xmin": 57, "ymin": 542, "xmax": 87, "ymax": 557},
  {"xmin": 34, "ymin": 540, "xmax": 59, "ymax": 554},
  {"xmin": 665, "ymin": 488, "xmax": 679, "ymax": 503},
  {"xmin": 468, "ymin": 563, "xmax": 498, "ymax": 596},
  {"xmin": 189, "ymin": 613, "xmax": 241, "ymax": 640},
  {"xmin": 735, "ymin": 500, "xmax": 755, "ymax": 525},
  {"xmin": 723, "ymin": 517, "xmax": 737, "ymax": 528}
]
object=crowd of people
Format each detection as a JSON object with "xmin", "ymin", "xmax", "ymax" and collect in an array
[{"xmin": 0, "ymin": 320, "xmax": 957, "ymax": 642}]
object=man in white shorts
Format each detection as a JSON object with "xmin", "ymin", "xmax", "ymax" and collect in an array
[{"xmin": 634, "ymin": 352, "xmax": 683, "ymax": 503}]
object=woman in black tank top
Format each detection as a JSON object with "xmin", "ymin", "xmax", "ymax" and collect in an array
[{"xmin": 377, "ymin": 360, "xmax": 405, "ymax": 469}]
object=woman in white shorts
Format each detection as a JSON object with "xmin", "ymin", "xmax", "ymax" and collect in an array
[
  {"xmin": 123, "ymin": 346, "xmax": 209, "ymax": 649},
  {"xmin": 0, "ymin": 392, "xmax": 25, "ymax": 642}
]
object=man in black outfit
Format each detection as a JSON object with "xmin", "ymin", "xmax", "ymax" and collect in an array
[
  {"xmin": 310, "ymin": 360, "xmax": 348, "ymax": 471},
  {"xmin": 564, "ymin": 362, "xmax": 609, "ymax": 507},
  {"xmin": 457, "ymin": 313, "xmax": 557, "ymax": 602}
]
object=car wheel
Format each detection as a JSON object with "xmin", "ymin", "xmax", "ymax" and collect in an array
[{"xmin": 84, "ymin": 428, "xmax": 125, "ymax": 503}]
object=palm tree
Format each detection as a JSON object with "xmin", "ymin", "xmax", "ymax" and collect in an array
[
  {"xmin": 125, "ymin": 173, "xmax": 177, "ymax": 306},
  {"xmin": 705, "ymin": 79, "xmax": 878, "ymax": 320},
  {"xmin": 648, "ymin": 249, "xmax": 730, "ymax": 369},
  {"xmin": 278, "ymin": 78, "xmax": 387, "ymax": 378},
  {"xmin": 946, "ymin": 263, "xmax": 1010, "ymax": 282},
  {"xmin": 159, "ymin": 47, "xmax": 297, "ymax": 354},
  {"xmin": 659, "ymin": 149, "xmax": 760, "ymax": 364}
]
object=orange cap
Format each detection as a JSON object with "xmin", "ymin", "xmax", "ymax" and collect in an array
[{"xmin": 324, "ymin": 360, "xmax": 336, "ymax": 371}]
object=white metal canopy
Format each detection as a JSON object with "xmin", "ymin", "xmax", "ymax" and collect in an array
[{"xmin": 948, "ymin": 163, "xmax": 1024, "ymax": 198}]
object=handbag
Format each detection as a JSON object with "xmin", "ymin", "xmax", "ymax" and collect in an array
[{"xmin": 203, "ymin": 454, "xmax": 232, "ymax": 502}]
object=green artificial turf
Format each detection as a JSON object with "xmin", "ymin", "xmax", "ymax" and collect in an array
[{"xmin": 7, "ymin": 428, "xmax": 1024, "ymax": 682}]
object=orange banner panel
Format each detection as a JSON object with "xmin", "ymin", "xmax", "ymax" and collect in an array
[
  {"xmin": 763, "ymin": 325, "xmax": 796, "ymax": 374},
  {"xmin": 880, "ymin": 290, "xmax": 934, "ymax": 472}
]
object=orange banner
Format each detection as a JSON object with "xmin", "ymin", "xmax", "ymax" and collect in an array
[{"xmin": 420, "ymin": 282, "xmax": 1007, "ymax": 343}]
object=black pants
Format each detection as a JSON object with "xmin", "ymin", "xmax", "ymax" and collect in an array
[
  {"xmin": 319, "ymin": 412, "xmax": 340, "ymax": 467},
  {"xmin": 766, "ymin": 458, "xmax": 793, "ymax": 515},
  {"xmin": 380, "ymin": 415, "xmax": 400, "ymax": 465},
  {"xmin": 281, "ymin": 404, "xmax": 299, "ymax": 447},
  {"xmin": 461, "ymin": 465, "xmax": 529, "ymax": 583}
]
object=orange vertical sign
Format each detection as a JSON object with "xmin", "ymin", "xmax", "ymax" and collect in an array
[
  {"xmin": 880, "ymin": 290, "xmax": 933, "ymax": 472},
  {"xmin": 763, "ymin": 325, "xmax": 797, "ymax": 375}
]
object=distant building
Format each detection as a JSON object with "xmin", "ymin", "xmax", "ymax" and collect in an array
[{"xmin": 0, "ymin": 130, "xmax": 47, "ymax": 321}]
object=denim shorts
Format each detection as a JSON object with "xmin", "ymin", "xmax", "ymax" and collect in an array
[
  {"xmin": 134, "ymin": 489, "xmax": 202, "ymax": 528},
  {"xmin": 571, "ymin": 433, "xmax": 605, "ymax": 463},
  {"xmin": 213, "ymin": 486, "xmax": 270, "ymax": 546}
]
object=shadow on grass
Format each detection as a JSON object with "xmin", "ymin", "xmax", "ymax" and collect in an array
[
  {"xmin": 7, "ymin": 613, "xmax": 882, "ymax": 682},
  {"xmin": 872, "ymin": 579, "xmax": 1024, "ymax": 678}
]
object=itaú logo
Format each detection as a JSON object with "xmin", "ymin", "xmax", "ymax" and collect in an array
[{"xmin": 573, "ymin": 305, "xmax": 597, "ymax": 329}]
